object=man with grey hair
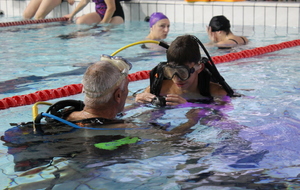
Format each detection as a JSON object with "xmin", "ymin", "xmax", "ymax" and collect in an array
[{"xmin": 66, "ymin": 55, "xmax": 131, "ymax": 121}]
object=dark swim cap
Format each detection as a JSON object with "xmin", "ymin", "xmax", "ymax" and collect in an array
[
  {"xmin": 209, "ymin": 15, "xmax": 230, "ymax": 32},
  {"xmin": 149, "ymin": 12, "xmax": 168, "ymax": 28}
]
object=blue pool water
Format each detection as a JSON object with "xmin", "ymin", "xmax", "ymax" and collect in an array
[{"xmin": 0, "ymin": 17, "xmax": 300, "ymax": 189}]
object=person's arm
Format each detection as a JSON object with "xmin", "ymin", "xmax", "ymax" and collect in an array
[
  {"xmin": 135, "ymin": 86, "xmax": 156, "ymax": 104},
  {"xmin": 64, "ymin": 0, "xmax": 90, "ymax": 21},
  {"xmin": 165, "ymin": 108, "xmax": 202, "ymax": 135},
  {"xmin": 100, "ymin": 0, "xmax": 116, "ymax": 23},
  {"xmin": 135, "ymin": 84, "xmax": 187, "ymax": 106}
]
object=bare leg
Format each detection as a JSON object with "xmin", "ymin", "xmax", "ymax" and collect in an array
[
  {"xmin": 76, "ymin": 12, "xmax": 102, "ymax": 25},
  {"xmin": 23, "ymin": 0, "xmax": 42, "ymax": 20},
  {"xmin": 110, "ymin": 16, "xmax": 124, "ymax": 24},
  {"xmin": 34, "ymin": 0, "xmax": 62, "ymax": 20}
]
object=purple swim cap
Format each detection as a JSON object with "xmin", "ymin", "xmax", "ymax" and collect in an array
[{"xmin": 149, "ymin": 12, "xmax": 168, "ymax": 28}]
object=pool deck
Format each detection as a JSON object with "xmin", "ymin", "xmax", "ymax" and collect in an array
[{"xmin": 0, "ymin": 0, "xmax": 299, "ymax": 29}]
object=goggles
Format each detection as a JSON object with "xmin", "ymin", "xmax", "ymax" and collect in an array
[
  {"xmin": 163, "ymin": 64, "xmax": 195, "ymax": 81},
  {"xmin": 84, "ymin": 55, "xmax": 132, "ymax": 98},
  {"xmin": 100, "ymin": 54, "xmax": 132, "ymax": 73}
]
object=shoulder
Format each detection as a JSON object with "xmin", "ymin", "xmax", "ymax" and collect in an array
[
  {"xmin": 209, "ymin": 82, "xmax": 227, "ymax": 96},
  {"xmin": 74, "ymin": 117, "xmax": 125, "ymax": 125},
  {"xmin": 240, "ymin": 36, "xmax": 249, "ymax": 44},
  {"xmin": 65, "ymin": 111, "xmax": 83, "ymax": 121},
  {"xmin": 216, "ymin": 40, "xmax": 236, "ymax": 48},
  {"xmin": 47, "ymin": 99, "xmax": 85, "ymax": 119},
  {"xmin": 220, "ymin": 35, "xmax": 249, "ymax": 46}
]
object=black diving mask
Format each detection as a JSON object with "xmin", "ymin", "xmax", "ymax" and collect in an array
[{"xmin": 162, "ymin": 64, "xmax": 196, "ymax": 81}]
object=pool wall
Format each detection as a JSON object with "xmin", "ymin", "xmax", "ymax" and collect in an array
[{"xmin": 0, "ymin": 0, "xmax": 299, "ymax": 29}]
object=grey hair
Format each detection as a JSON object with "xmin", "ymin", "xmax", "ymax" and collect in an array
[{"xmin": 82, "ymin": 61, "xmax": 125, "ymax": 108}]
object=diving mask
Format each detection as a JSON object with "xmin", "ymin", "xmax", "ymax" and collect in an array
[
  {"xmin": 83, "ymin": 55, "xmax": 132, "ymax": 98},
  {"xmin": 163, "ymin": 64, "xmax": 196, "ymax": 81},
  {"xmin": 100, "ymin": 54, "xmax": 132, "ymax": 74}
]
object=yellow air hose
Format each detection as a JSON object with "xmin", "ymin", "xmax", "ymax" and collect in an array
[
  {"xmin": 32, "ymin": 101, "xmax": 52, "ymax": 121},
  {"xmin": 110, "ymin": 40, "xmax": 162, "ymax": 56},
  {"xmin": 32, "ymin": 40, "xmax": 167, "ymax": 121}
]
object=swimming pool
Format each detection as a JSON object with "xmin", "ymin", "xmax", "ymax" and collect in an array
[{"xmin": 1, "ymin": 18, "xmax": 300, "ymax": 189}]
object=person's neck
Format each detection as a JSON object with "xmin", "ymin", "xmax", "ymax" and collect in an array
[
  {"xmin": 82, "ymin": 106, "xmax": 118, "ymax": 120},
  {"xmin": 182, "ymin": 83, "xmax": 200, "ymax": 98},
  {"xmin": 220, "ymin": 32, "xmax": 234, "ymax": 41},
  {"xmin": 168, "ymin": 80, "xmax": 199, "ymax": 98},
  {"xmin": 146, "ymin": 33, "xmax": 161, "ymax": 41}
]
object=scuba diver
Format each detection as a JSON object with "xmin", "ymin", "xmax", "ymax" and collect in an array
[
  {"xmin": 1, "ymin": 56, "xmax": 134, "ymax": 171},
  {"xmin": 1, "ymin": 54, "xmax": 207, "ymax": 172},
  {"xmin": 135, "ymin": 34, "xmax": 237, "ymax": 107}
]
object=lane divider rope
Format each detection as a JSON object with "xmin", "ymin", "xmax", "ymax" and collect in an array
[
  {"xmin": 0, "ymin": 17, "xmax": 68, "ymax": 27},
  {"xmin": 1, "ymin": 39, "xmax": 300, "ymax": 110}
]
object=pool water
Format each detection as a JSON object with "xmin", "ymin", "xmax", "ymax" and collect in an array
[{"xmin": 0, "ymin": 17, "xmax": 300, "ymax": 189}]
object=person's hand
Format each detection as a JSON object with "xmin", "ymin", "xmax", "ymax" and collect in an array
[
  {"xmin": 135, "ymin": 92, "xmax": 156, "ymax": 104},
  {"xmin": 165, "ymin": 94, "xmax": 187, "ymax": 106},
  {"xmin": 67, "ymin": 0, "xmax": 75, "ymax": 5},
  {"xmin": 206, "ymin": 26, "xmax": 214, "ymax": 42},
  {"xmin": 64, "ymin": 14, "xmax": 74, "ymax": 21}
]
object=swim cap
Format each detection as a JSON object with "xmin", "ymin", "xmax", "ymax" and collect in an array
[
  {"xmin": 149, "ymin": 12, "xmax": 168, "ymax": 28},
  {"xmin": 209, "ymin": 15, "xmax": 230, "ymax": 32}
]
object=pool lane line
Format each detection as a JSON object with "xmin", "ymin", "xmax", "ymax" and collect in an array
[
  {"xmin": 0, "ymin": 39, "xmax": 300, "ymax": 110},
  {"xmin": 0, "ymin": 17, "xmax": 69, "ymax": 27}
]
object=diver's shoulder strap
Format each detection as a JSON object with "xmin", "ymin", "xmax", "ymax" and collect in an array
[
  {"xmin": 150, "ymin": 62, "xmax": 167, "ymax": 96},
  {"xmin": 46, "ymin": 99, "xmax": 85, "ymax": 117},
  {"xmin": 34, "ymin": 100, "xmax": 85, "ymax": 131}
]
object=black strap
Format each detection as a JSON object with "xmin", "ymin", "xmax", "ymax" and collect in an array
[
  {"xmin": 229, "ymin": 38, "xmax": 238, "ymax": 44},
  {"xmin": 241, "ymin": 36, "xmax": 247, "ymax": 45},
  {"xmin": 46, "ymin": 100, "xmax": 84, "ymax": 116}
]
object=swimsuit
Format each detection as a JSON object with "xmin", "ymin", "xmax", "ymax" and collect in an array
[
  {"xmin": 92, "ymin": 0, "xmax": 125, "ymax": 20},
  {"xmin": 218, "ymin": 37, "xmax": 247, "ymax": 49},
  {"xmin": 229, "ymin": 36, "xmax": 247, "ymax": 45}
]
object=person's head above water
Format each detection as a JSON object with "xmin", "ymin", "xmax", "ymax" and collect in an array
[
  {"xmin": 146, "ymin": 12, "xmax": 170, "ymax": 40},
  {"xmin": 207, "ymin": 15, "xmax": 248, "ymax": 47},
  {"xmin": 167, "ymin": 34, "xmax": 201, "ymax": 66},
  {"xmin": 163, "ymin": 35, "xmax": 204, "ymax": 90},
  {"xmin": 209, "ymin": 15, "xmax": 231, "ymax": 34},
  {"xmin": 135, "ymin": 34, "xmax": 234, "ymax": 106},
  {"xmin": 149, "ymin": 12, "xmax": 168, "ymax": 28},
  {"xmin": 81, "ymin": 56, "xmax": 132, "ymax": 117}
]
